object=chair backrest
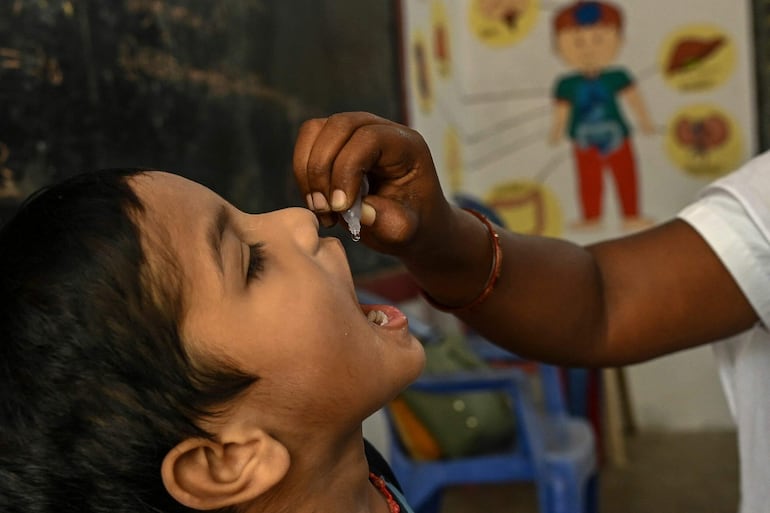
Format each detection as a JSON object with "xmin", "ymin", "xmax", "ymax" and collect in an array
[{"xmin": 466, "ymin": 331, "xmax": 568, "ymax": 417}]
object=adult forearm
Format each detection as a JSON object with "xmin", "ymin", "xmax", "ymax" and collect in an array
[
  {"xmin": 457, "ymin": 229, "xmax": 609, "ymax": 366},
  {"xmin": 402, "ymin": 206, "xmax": 610, "ymax": 366}
]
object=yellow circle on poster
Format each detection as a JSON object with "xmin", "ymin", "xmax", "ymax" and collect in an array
[
  {"xmin": 444, "ymin": 125, "xmax": 463, "ymax": 193},
  {"xmin": 468, "ymin": 0, "xmax": 539, "ymax": 48},
  {"xmin": 410, "ymin": 30, "xmax": 434, "ymax": 114},
  {"xmin": 658, "ymin": 24, "xmax": 734, "ymax": 92},
  {"xmin": 485, "ymin": 180, "xmax": 563, "ymax": 237},
  {"xmin": 431, "ymin": 0, "xmax": 452, "ymax": 78},
  {"xmin": 664, "ymin": 103, "xmax": 743, "ymax": 178}
]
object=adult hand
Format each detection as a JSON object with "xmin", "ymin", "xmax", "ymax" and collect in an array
[{"xmin": 293, "ymin": 112, "xmax": 454, "ymax": 258}]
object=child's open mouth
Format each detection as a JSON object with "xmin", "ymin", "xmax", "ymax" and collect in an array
[{"xmin": 360, "ymin": 303, "xmax": 408, "ymax": 329}]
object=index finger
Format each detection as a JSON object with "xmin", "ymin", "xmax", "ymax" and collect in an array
[{"xmin": 293, "ymin": 112, "xmax": 393, "ymax": 211}]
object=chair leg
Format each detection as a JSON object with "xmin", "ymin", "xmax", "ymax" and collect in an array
[{"xmin": 541, "ymin": 467, "xmax": 599, "ymax": 513}]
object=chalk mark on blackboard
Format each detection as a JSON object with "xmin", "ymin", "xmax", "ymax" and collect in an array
[
  {"xmin": 117, "ymin": 40, "xmax": 299, "ymax": 109},
  {"xmin": 0, "ymin": 47, "xmax": 63, "ymax": 85}
]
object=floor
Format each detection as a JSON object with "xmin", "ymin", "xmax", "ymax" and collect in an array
[{"xmin": 441, "ymin": 430, "xmax": 739, "ymax": 513}]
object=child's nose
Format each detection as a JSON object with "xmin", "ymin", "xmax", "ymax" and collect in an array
[
  {"xmin": 281, "ymin": 207, "xmax": 320, "ymax": 230},
  {"xmin": 268, "ymin": 207, "xmax": 320, "ymax": 249}
]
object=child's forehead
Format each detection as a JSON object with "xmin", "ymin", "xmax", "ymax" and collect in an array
[
  {"xmin": 131, "ymin": 171, "xmax": 228, "ymax": 219},
  {"xmin": 129, "ymin": 171, "xmax": 223, "ymax": 255},
  {"xmin": 131, "ymin": 170, "xmax": 205, "ymax": 196}
]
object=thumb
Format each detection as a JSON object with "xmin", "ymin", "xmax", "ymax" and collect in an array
[{"xmin": 358, "ymin": 195, "xmax": 419, "ymax": 254}]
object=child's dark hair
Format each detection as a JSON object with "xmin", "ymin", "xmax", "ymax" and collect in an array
[
  {"xmin": 0, "ymin": 169, "xmax": 256, "ymax": 513},
  {"xmin": 553, "ymin": 1, "xmax": 623, "ymax": 34}
]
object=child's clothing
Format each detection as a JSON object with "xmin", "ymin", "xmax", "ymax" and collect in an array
[
  {"xmin": 365, "ymin": 440, "xmax": 415, "ymax": 513},
  {"xmin": 678, "ymin": 149, "xmax": 770, "ymax": 513},
  {"xmin": 555, "ymin": 68, "xmax": 634, "ymax": 153},
  {"xmin": 554, "ymin": 68, "xmax": 640, "ymax": 220},
  {"xmin": 572, "ymin": 138, "xmax": 638, "ymax": 219}
]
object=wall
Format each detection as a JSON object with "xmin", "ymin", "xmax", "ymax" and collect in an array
[{"xmin": 628, "ymin": 346, "xmax": 734, "ymax": 431}]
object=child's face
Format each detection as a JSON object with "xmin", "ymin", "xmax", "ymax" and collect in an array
[
  {"xmin": 131, "ymin": 172, "xmax": 425, "ymax": 436},
  {"xmin": 556, "ymin": 24, "xmax": 621, "ymax": 73}
]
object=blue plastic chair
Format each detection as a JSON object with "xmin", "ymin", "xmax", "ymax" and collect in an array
[{"xmin": 385, "ymin": 358, "xmax": 598, "ymax": 513}]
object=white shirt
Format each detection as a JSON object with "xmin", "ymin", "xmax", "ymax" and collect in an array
[{"xmin": 679, "ymin": 150, "xmax": 770, "ymax": 513}]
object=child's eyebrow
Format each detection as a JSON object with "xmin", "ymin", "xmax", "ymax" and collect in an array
[{"xmin": 206, "ymin": 204, "xmax": 229, "ymax": 276}]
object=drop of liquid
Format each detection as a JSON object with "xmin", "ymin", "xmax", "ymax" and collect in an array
[{"xmin": 351, "ymin": 233, "xmax": 361, "ymax": 242}]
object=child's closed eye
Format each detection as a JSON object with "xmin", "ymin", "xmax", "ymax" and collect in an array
[{"xmin": 247, "ymin": 242, "xmax": 265, "ymax": 280}]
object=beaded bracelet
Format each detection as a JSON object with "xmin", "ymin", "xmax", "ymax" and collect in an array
[{"xmin": 420, "ymin": 208, "xmax": 503, "ymax": 312}]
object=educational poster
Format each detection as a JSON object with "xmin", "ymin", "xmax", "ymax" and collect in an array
[{"xmin": 401, "ymin": 0, "xmax": 756, "ymax": 245}]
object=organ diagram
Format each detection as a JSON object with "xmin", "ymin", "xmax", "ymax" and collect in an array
[
  {"xmin": 403, "ymin": 0, "xmax": 755, "ymax": 241},
  {"xmin": 666, "ymin": 104, "xmax": 742, "ymax": 176},
  {"xmin": 666, "ymin": 36, "xmax": 725, "ymax": 75}
]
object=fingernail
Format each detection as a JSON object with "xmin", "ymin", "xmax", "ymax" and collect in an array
[
  {"xmin": 330, "ymin": 189, "xmax": 347, "ymax": 211},
  {"xmin": 312, "ymin": 192, "xmax": 329, "ymax": 212},
  {"xmin": 306, "ymin": 193, "xmax": 315, "ymax": 210},
  {"xmin": 361, "ymin": 202, "xmax": 376, "ymax": 225}
]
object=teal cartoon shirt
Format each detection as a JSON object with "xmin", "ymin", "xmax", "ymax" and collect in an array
[{"xmin": 554, "ymin": 67, "xmax": 633, "ymax": 154}]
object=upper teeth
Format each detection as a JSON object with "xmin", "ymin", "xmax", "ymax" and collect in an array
[{"xmin": 367, "ymin": 310, "xmax": 389, "ymax": 326}]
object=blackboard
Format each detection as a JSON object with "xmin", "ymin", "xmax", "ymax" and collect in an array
[{"xmin": 0, "ymin": 0, "xmax": 404, "ymax": 275}]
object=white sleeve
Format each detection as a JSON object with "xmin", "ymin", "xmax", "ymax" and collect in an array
[{"xmin": 677, "ymin": 151, "xmax": 770, "ymax": 328}]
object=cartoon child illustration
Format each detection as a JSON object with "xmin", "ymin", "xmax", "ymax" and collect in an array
[{"xmin": 549, "ymin": 1, "xmax": 654, "ymax": 231}]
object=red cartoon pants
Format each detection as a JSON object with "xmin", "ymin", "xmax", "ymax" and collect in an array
[{"xmin": 572, "ymin": 138, "xmax": 639, "ymax": 221}]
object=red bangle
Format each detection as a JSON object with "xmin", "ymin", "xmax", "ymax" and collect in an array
[{"xmin": 420, "ymin": 208, "xmax": 503, "ymax": 312}]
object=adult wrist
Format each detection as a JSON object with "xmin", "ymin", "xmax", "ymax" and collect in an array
[{"xmin": 418, "ymin": 208, "xmax": 503, "ymax": 312}]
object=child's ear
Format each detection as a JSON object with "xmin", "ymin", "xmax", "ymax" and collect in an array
[{"xmin": 161, "ymin": 429, "xmax": 290, "ymax": 510}]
